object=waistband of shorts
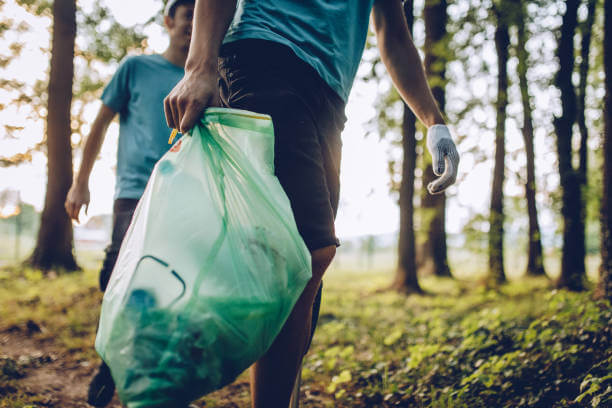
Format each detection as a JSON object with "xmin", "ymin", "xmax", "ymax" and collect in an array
[{"xmin": 220, "ymin": 39, "xmax": 345, "ymax": 108}]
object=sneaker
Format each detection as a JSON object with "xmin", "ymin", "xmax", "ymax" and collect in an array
[{"xmin": 87, "ymin": 362, "xmax": 115, "ymax": 407}]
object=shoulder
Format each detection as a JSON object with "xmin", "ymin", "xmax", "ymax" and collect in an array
[
  {"xmin": 127, "ymin": 54, "xmax": 176, "ymax": 71},
  {"xmin": 133, "ymin": 54, "xmax": 160, "ymax": 62},
  {"xmin": 118, "ymin": 54, "xmax": 162, "ymax": 69},
  {"xmin": 122, "ymin": 54, "xmax": 155, "ymax": 67}
]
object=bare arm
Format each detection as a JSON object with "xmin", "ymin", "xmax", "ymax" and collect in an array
[
  {"xmin": 164, "ymin": 0, "xmax": 237, "ymax": 133},
  {"xmin": 75, "ymin": 104, "xmax": 115, "ymax": 186},
  {"xmin": 373, "ymin": 0, "xmax": 459, "ymax": 194},
  {"xmin": 371, "ymin": 0, "xmax": 445, "ymax": 127},
  {"xmin": 65, "ymin": 104, "xmax": 116, "ymax": 221}
]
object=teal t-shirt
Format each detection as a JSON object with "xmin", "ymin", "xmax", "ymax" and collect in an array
[
  {"xmin": 101, "ymin": 54, "xmax": 184, "ymax": 200},
  {"xmin": 224, "ymin": 0, "xmax": 375, "ymax": 102}
]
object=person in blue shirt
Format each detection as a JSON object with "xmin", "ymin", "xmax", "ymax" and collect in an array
[
  {"xmin": 165, "ymin": 1, "xmax": 460, "ymax": 407},
  {"xmin": 64, "ymin": 1, "xmax": 194, "ymax": 406}
]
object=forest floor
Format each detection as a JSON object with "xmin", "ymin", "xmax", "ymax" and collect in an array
[{"xmin": 0, "ymin": 264, "xmax": 610, "ymax": 408}]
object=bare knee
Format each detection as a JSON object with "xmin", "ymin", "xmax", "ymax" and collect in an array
[{"xmin": 311, "ymin": 245, "xmax": 336, "ymax": 281}]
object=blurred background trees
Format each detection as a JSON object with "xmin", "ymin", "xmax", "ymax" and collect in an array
[
  {"xmin": 0, "ymin": 0, "xmax": 610, "ymax": 298},
  {"xmin": 1, "ymin": 0, "xmax": 151, "ymax": 271}
]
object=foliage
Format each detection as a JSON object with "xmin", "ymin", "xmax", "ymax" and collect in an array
[
  {"xmin": 304, "ymin": 271, "xmax": 612, "ymax": 407},
  {"xmin": 0, "ymin": 266, "xmax": 102, "ymax": 360},
  {"xmin": 1, "ymin": 264, "xmax": 610, "ymax": 407},
  {"xmin": 0, "ymin": 202, "xmax": 38, "ymax": 235},
  {"xmin": 0, "ymin": 0, "xmax": 158, "ymax": 166}
]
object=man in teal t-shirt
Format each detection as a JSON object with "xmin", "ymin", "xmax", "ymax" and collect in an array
[
  {"xmin": 64, "ymin": 1, "xmax": 194, "ymax": 406},
  {"xmin": 166, "ymin": 1, "xmax": 460, "ymax": 407}
]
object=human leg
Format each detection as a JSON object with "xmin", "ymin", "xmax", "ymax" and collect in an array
[
  {"xmin": 249, "ymin": 245, "xmax": 335, "ymax": 407},
  {"xmin": 219, "ymin": 39, "xmax": 346, "ymax": 408},
  {"xmin": 98, "ymin": 199, "xmax": 139, "ymax": 291},
  {"xmin": 88, "ymin": 198, "xmax": 138, "ymax": 407}
]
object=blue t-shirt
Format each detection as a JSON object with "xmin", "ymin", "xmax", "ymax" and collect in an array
[
  {"xmin": 101, "ymin": 54, "xmax": 184, "ymax": 200},
  {"xmin": 224, "ymin": 0, "xmax": 375, "ymax": 102}
]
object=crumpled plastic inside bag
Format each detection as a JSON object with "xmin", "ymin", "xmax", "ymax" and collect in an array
[{"xmin": 95, "ymin": 108, "xmax": 312, "ymax": 407}]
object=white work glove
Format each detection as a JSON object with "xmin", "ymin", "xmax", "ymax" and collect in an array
[{"xmin": 426, "ymin": 124, "xmax": 459, "ymax": 195}]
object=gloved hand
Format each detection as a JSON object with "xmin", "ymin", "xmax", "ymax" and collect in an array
[{"xmin": 426, "ymin": 124, "xmax": 459, "ymax": 195}]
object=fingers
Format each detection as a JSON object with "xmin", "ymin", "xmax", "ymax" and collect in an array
[
  {"xmin": 165, "ymin": 91, "xmax": 205, "ymax": 134},
  {"xmin": 427, "ymin": 135, "xmax": 460, "ymax": 194},
  {"xmin": 164, "ymin": 82, "xmax": 186, "ymax": 130},
  {"xmin": 164, "ymin": 96, "xmax": 175, "ymax": 129},
  {"xmin": 427, "ymin": 155, "xmax": 458, "ymax": 195},
  {"xmin": 180, "ymin": 102, "xmax": 204, "ymax": 134},
  {"xmin": 64, "ymin": 196, "xmax": 89, "ymax": 223},
  {"xmin": 164, "ymin": 94, "xmax": 182, "ymax": 131},
  {"xmin": 71, "ymin": 203, "xmax": 81, "ymax": 222},
  {"xmin": 432, "ymin": 138, "xmax": 460, "ymax": 176},
  {"xmin": 65, "ymin": 200, "xmax": 80, "ymax": 222},
  {"xmin": 427, "ymin": 125, "xmax": 453, "ymax": 176},
  {"xmin": 432, "ymin": 149, "xmax": 444, "ymax": 176}
]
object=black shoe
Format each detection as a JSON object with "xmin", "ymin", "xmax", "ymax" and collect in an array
[{"xmin": 87, "ymin": 362, "xmax": 115, "ymax": 407}]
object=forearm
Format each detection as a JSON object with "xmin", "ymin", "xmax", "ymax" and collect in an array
[
  {"xmin": 185, "ymin": 0, "xmax": 237, "ymax": 74},
  {"xmin": 75, "ymin": 105, "xmax": 114, "ymax": 185},
  {"xmin": 372, "ymin": 1, "xmax": 445, "ymax": 127},
  {"xmin": 381, "ymin": 40, "xmax": 445, "ymax": 127}
]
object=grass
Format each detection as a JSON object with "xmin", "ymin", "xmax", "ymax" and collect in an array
[
  {"xmin": 308, "ymin": 268, "xmax": 611, "ymax": 407},
  {"xmin": 0, "ymin": 257, "xmax": 610, "ymax": 407},
  {"xmin": 0, "ymin": 266, "xmax": 103, "ymax": 361}
]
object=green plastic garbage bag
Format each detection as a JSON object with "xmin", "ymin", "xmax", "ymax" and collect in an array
[{"xmin": 95, "ymin": 108, "xmax": 312, "ymax": 407}]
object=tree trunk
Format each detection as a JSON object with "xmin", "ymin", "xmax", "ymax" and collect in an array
[
  {"xmin": 516, "ymin": 2, "xmax": 546, "ymax": 277},
  {"xmin": 599, "ymin": 0, "xmax": 612, "ymax": 301},
  {"xmin": 577, "ymin": 0, "xmax": 596, "ymax": 184},
  {"xmin": 420, "ymin": 0, "xmax": 451, "ymax": 278},
  {"xmin": 393, "ymin": 105, "xmax": 422, "ymax": 293},
  {"xmin": 575, "ymin": 0, "xmax": 596, "ymax": 286},
  {"xmin": 488, "ymin": 4, "xmax": 509, "ymax": 286},
  {"xmin": 28, "ymin": 0, "xmax": 79, "ymax": 272},
  {"xmin": 392, "ymin": 0, "xmax": 422, "ymax": 294},
  {"xmin": 554, "ymin": 0, "xmax": 586, "ymax": 291}
]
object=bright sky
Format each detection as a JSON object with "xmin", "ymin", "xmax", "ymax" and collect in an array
[{"xmin": 0, "ymin": 0, "xmax": 566, "ymax": 241}]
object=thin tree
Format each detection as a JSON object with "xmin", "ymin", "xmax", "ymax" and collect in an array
[
  {"xmin": 599, "ymin": 0, "xmax": 612, "ymax": 301},
  {"xmin": 28, "ymin": 0, "xmax": 79, "ymax": 271},
  {"xmin": 515, "ymin": 0, "xmax": 546, "ymax": 276},
  {"xmin": 554, "ymin": 0, "xmax": 586, "ymax": 291},
  {"xmin": 576, "ymin": 0, "xmax": 596, "ymax": 289},
  {"xmin": 577, "ymin": 0, "xmax": 596, "ymax": 187},
  {"xmin": 392, "ymin": 0, "xmax": 422, "ymax": 294},
  {"xmin": 488, "ymin": 1, "xmax": 510, "ymax": 286},
  {"xmin": 419, "ymin": 0, "xmax": 452, "ymax": 278},
  {"xmin": 1, "ymin": 2, "xmax": 148, "ymax": 169}
]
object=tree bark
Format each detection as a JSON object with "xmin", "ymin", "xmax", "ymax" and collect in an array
[
  {"xmin": 599, "ymin": 0, "xmax": 612, "ymax": 301},
  {"xmin": 393, "ymin": 105, "xmax": 422, "ymax": 293},
  {"xmin": 516, "ymin": 2, "xmax": 546, "ymax": 277},
  {"xmin": 577, "ymin": 0, "xmax": 596, "ymax": 185},
  {"xmin": 28, "ymin": 0, "xmax": 79, "ymax": 272},
  {"xmin": 420, "ymin": 0, "xmax": 451, "ymax": 278},
  {"xmin": 392, "ymin": 0, "xmax": 422, "ymax": 294},
  {"xmin": 554, "ymin": 0, "xmax": 586, "ymax": 291},
  {"xmin": 488, "ymin": 4, "xmax": 509, "ymax": 286}
]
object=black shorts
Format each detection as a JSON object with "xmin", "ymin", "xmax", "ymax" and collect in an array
[{"xmin": 218, "ymin": 39, "xmax": 347, "ymax": 251}]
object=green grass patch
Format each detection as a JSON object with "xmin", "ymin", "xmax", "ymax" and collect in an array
[
  {"xmin": 0, "ymin": 266, "xmax": 103, "ymax": 361},
  {"xmin": 0, "ymin": 264, "xmax": 610, "ymax": 407},
  {"xmin": 306, "ymin": 269, "xmax": 612, "ymax": 407}
]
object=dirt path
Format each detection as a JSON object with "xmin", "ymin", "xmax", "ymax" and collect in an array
[
  {"xmin": 1, "ymin": 326, "xmax": 120, "ymax": 407},
  {"xmin": 0, "ymin": 326, "xmax": 331, "ymax": 408}
]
